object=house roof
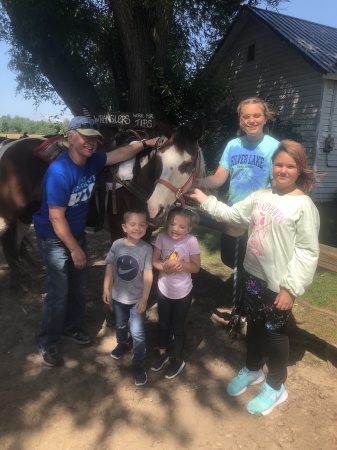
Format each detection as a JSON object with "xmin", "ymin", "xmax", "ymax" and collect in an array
[{"xmin": 215, "ymin": 6, "xmax": 337, "ymax": 75}]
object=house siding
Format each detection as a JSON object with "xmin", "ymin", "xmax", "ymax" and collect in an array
[
  {"xmin": 217, "ymin": 18, "xmax": 337, "ymax": 201},
  {"xmin": 314, "ymin": 79, "xmax": 337, "ymax": 201}
]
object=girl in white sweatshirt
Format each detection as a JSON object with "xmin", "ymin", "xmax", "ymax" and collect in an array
[{"xmin": 189, "ymin": 140, "xmax": 320, "ymax": 416}]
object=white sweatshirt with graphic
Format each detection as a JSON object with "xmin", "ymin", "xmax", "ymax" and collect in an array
[{"xmin": 200, "ymin": 188, "xmax": 320, "ymax": 297}]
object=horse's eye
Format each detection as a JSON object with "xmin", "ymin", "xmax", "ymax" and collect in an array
[{"xmin": 179, "ymin": 160, "xmax": 194, "ymax": 173}]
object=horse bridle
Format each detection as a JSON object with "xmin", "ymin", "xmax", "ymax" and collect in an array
[{"xmin": 154, "ymin": 144, "xmax": 203, "ymax": 206}]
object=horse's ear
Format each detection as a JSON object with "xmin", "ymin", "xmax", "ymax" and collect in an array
[
  {"xmin": 155, "ymin": 119, "xmax": 174, "ymax": 139},
  {"xmin": 191, "ymin": 119, "xmax": 204, "ymax": 141}
]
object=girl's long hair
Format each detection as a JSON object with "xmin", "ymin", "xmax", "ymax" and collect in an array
[{"xmin": 272, "ymin": 140, "xmax": 316, "ymax": 193}]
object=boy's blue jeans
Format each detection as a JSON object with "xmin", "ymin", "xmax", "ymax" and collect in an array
[
  {"xmin": 113, "ymin": 299, "xmax": 146, "ymax": 368},
  {"xmin": 37, "ymin": 235, "xmax": 88, "ymax": 351}
]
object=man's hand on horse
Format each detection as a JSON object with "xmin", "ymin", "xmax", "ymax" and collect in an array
[
  {"xmin": 105, "ymin": 136, "xmax": 160, "ymax": 166},
  {"xmin": 142, "ymin": 137, "xmax": 160, "ymax": 148}
]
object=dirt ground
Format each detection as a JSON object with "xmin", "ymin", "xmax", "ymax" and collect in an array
[{"xmin": 1, "ymin": 228, "xmax": 337, "ymax": 450}]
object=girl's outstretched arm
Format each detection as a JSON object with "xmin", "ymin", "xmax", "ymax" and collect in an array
[{"xmin": 193, "ymin": 166, "xmax": 229, "ymax": 189}]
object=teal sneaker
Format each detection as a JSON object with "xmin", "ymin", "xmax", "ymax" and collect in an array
[
  {"xmin": 227, "ymin": 367, "xmax": 265, "ymax": 396},
  {"xmin": 247, "ymin": 382, "xmax": 288, "ymax": 416}
]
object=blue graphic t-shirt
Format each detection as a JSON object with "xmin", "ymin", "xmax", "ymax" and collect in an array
[
  {"xmin": 33, "ymin": 151, "xmax": 106, "ymax": 238},
  {"xmin": 219, "ymin": 135, "xmax": 279, "ymax": 205}
]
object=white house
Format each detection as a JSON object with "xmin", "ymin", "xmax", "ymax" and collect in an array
[{"xmin": 210, "ymin": 6, "xmax": 337, "ymax": 202}]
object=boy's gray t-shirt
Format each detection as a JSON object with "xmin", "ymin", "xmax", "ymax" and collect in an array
[{"xmin": 105, "ymin": 238, "xmax": 153, "ymax": 305}]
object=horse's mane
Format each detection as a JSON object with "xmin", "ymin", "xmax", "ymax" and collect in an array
[{"xmin": 171, "ymin": 124, "xmax": 200, "ymax": 156}]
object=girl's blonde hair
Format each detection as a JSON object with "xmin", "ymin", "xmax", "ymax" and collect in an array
[
  {"xmin": 272, "ymin": 140, "xmax": 316, "ymax": 193},
  {"xmin": 237, "ymin": 97, "xmax": 275, "ymax": 136}
]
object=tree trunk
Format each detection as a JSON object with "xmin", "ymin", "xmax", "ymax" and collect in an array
[
  {"xmin": 110, "ymin": 0, "xmax": 174, "ymax": 116},
  {"xmin": 40, "ymin": 50, "xmax": 105, "ymax": 116}
]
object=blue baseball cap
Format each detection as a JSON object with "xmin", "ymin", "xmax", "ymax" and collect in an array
[{"xmin": 68, "ymin": 116, "xmax": 103, "ymax": 142}]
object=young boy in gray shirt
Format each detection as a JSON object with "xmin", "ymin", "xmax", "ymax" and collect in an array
[{"xmin": 102, "ymin": 209, "xmax": 153, "ymax": 386}]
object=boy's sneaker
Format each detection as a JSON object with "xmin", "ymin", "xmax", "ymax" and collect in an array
[
  {"xmin": 151, "ymin": 353, "xmax": 169, "ymax": 371},
  {"xmin": 110, "ymin": 344, "xmax": 130, "ymax": 360},
  {"xmin": 65, "ymin": 329, "xmax": 91, "ymax": 345},
  {"xmin": 165, "ymin": 357, "xmax": 185, "ymax": 379},
  {"xmin": 134, "ymin": 367, "xmax": 147, "ymax": 386},
  {"xmin": 247, "ymin": 382, "xmax": 288, "ymax": 416},
  {"xmin": 227, "ymin": 367, "xmax": 265, "ymax": 396},
  {"xmin": 39, "ymin": 346, "xmax": 62, "ymax": 367}
]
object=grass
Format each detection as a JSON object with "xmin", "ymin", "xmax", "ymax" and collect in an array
[
  {"xmin": 194, "ymin": 226, "xmax": 232, "ymax": 281},
  {"xmin": 302, "ymin": 268, "xmax": 337, "ymax": 313},
  {"xmin": 304, "ymin": 201, "xmax": 337, "ymax": 313}
]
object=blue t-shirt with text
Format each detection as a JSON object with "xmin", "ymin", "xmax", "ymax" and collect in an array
[{"xmin": 219, "ymin": 135, "xmax": 279, "ymax": 205}]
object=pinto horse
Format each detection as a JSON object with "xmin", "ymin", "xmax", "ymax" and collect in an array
[{"xmin": 0, "ymin": 122, "xmax": 203, "ymax": 288}]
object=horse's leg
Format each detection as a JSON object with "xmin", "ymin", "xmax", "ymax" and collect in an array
[
  {"xmin": 1, "ymin": 223, "xmax": 25, "ymax": 290},
  {"xmin": 0, "ymin": 217, "xmax": 8, "ymax": 236},
  {"xmin": 1, "ymin": 220, "xmax": 38, "ymax": 291},
  {"xmin": 16, "ymin": 220, "xmax": 41, "ymax": 268}
]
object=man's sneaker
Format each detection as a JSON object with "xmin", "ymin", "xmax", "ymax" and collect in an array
[
  {"xmin": 110, "ymin": 344, "xmax": 130, "ymax": 360},
  {"xmin": 164, "ymin": 357, "xmax": 185, "ymax": 379},
  {"xmin": 39, "ymin": 346, "xmax": 62, "ymax": 367},
  {"xmin": 227, "ymin": 367, "xmax": 265, "ymax": 396},
  {"xmin": 151, "ymin": 353, "xmax": 169, "ymax": 371},
  {"xmin": 65, "ymin": 329, "xmax": 91, "ymax": 345},
  {"xmin": 134, "ymin": 367, "xmax": 147, "ymax": 386},
  {"xmin": 247, "ymin": 382, "xmax": 288, "ymax": 416}
]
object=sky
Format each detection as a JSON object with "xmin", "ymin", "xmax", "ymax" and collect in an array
[{"xmin": 0, "ymin": 0, "xmax": 336, "ymax": 122}]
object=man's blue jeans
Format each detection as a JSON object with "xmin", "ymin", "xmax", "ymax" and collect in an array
[
  {"xmin": 37, "ymin": 234, "xmax": 88, "ymax": 350},
  {"xmin": 113, "ymin": 299, "xmax": 146, "ymax": 368}
]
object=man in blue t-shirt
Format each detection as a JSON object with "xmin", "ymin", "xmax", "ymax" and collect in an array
[{"xmin": 34, "ymin": 116, "xmax": 158, "ymax": 367}]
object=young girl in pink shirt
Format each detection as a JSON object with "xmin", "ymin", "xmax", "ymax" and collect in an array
[{"xmin": 151, "ymin": 207, "xmax": 201, "ymax": 378}]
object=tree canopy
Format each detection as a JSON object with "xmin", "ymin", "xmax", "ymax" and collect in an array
[
  {"xmin": 0, "ymin": 0, "xmax": 286, "ymax": 166},
  {"xmin": 0, "ymin": 0, "xmax": 285, "ymax": 116}
]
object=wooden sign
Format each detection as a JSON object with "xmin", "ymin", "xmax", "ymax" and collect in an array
[{"xmin": 93, "ymin": 112, "xmax": 156, "ymax": 128}]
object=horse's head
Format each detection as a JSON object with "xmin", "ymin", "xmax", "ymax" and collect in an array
[{"xmin": 147, "ymin": 121, "xmax": 204, "ymax": 227}]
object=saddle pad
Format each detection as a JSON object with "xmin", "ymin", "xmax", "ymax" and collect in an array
[
  {"xmin": 34, "ymin": 135, "xmax": 69, "ymax": 163},
  {"xmin": 118, "ymin": 157, "xmax": 136, "ymax": 181}
]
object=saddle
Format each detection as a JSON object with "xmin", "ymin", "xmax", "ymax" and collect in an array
[{"xmin": 33, "ymin": 135, "xmax": 69, "ymax": 163}]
